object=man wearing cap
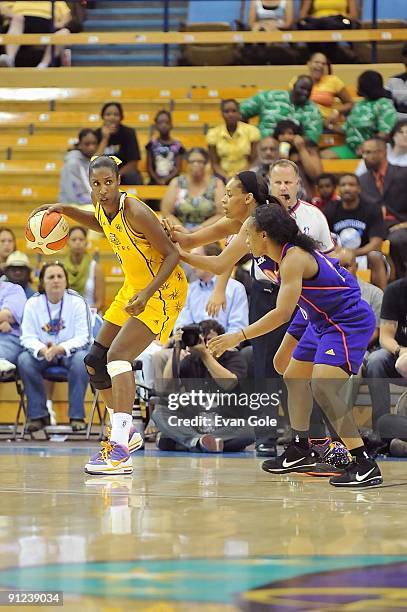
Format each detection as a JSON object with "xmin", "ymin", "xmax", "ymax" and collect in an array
[
  {"xmin": 0, "ymin": 279, "xmax": 26, "ymax": 373},
  {"xmin": 4, "ymin": 251, "xmax": 34, "ymax": 298}
]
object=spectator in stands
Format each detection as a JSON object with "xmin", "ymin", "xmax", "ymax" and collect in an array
[
  {"xmin": 311, "ymin": 173, "xmax": 340, "ymax": 212},
  {"xmin": 240, "ymin": 75, "xmax": 323, "ymax": 144},
  {"xmin": 175, "ymin": 243, "xmax": 249, "ymax": 333},
  {"xmin": 273, "ymin": 119, "xmax": 322, "ymax": 200},
  {"xmin": 289, "ymin": 52, "xmax": 353, "ymax": 128},
  {"xmin": 59, "ymin": 129, "xmax": 98, "ymax": 205},
  {"xmin": 356, "ymin": 119, "xmax": 407, "ymax": 176},
  {"xmin": 365, "ymin": 276, "xmax": 407, "ymax": 431},
  {"xmin": 0, "ymin": 228, "xmax": 16, "ymax": 276},
  {"xmin": 160, "ymin": 147, "xmax": 224, "ymax": 230},
  {"xmin": 0, "ymin": 279, "xmax": 26, "ymax": 374},
  {"xmin": 248, "ymin": 0, "xmax": 294, "ymax": 30},
  {"xmin": 153, "ymin": 320, "xmax": 255, "ymax": 453},
  {"xmin": 250, "ymin": 136, "xmax": 279, "ymax": 178},
  {"xmin": 63, "ymin": 227, "xmax": 105, "ymax": 313},
  {"xmin": 207, "ymin": 99, "xmax": 260, "ymax": 182},
  {"xmin": 358, "ymin": 137, "xmax": 407, "ymax": 279},
  {"xmin": 4, "ymin": 251, "xmax": 34, "ymax": 298},
  {"xmin": 386, "ymin": 42, "xmax": 407, "ymax": 120},
  {"xmin": 95, "ymin": 102, "xmax": 142, "ymax": 185},
  {"xmin": 321, "ymin": 71, "xmax": 397, "ymax": 160},
  {"xmin": 337, "ymin": 247, "xmax": 383, "ymax": 350},
  {"xmin": 325, "ymin": 173, "xmax": 387, "ymax": 290},
  {"xmin": 18, "ymin": 262, "xmax": 91, "ymax": 433},
  {"xmin": 0, "ymin": 1, "xmax": 71, "ymax": 68},
  {"xmin": 146, "ymin": 110, "xmax": 185, "ymax": 186}
]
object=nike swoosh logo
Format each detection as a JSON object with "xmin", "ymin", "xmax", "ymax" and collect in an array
[
  {"xmin": 355, "ymin": 467, "xmax": 375, "ymax": 481},
  {"xmin": 282, "ymin": 457, "xmax": 306, "ymax": 468}
]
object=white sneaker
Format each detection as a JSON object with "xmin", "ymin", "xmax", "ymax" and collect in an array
[{"xmin": 0, "ymin": 359, "xmax": 16, "ymax": 373}]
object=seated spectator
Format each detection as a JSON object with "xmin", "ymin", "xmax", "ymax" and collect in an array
[
  {"xmin": 356, "ymin": 119, "xmax": 407, "ymax": 176},
  {"xmin": 322, "ymin": 71, "xmax": 397, "ymax": 160},
  {"xmin": 0, "ymin": 227, "xmax": 16, "ymax": 276},
  {"xmin": 160, "ymin": 147, "xmax": 224, "ymax": 230},
  {"xmin": 4, "ymin": 251, "xmax": 35, "ymax": 298},
  {"xmin": 59, "ymin": 129, "xmax": 98, "ymax": 205},
  {"xmin": 249, "ymin": 136, "xmax": 279, "ymax": 178},
  {"xmin": 385, "ymin": 42, "xmax": 407, "ymax": 120},
  {"xmin": 297, "ymin": 0, "xmax": 359, "ymax": 62},
  {"xmin": 63, "ymin": 227, "xmax": 105, "ymax": 312},
  {"xmin": 94, "ymin": 102, "xmax": 142, "ymax": 185},
  {"xmin": 273, "ymin": 119, "xmax": 322, "ymax": 200},
  {"xmin": 240, "ymin": 75, "xmax": 323, "ymax": 144},
  {"xmin": 153, "ymin": 321, "xmax": 255, "ymax": 453},
  {"xmin": 146, "ymin": 110, "xmax": 185, "ymax": 186},
  {"xmin": 248, "ymin": 0, "xmax": 293, "ymax": 30},
  {"xmin": 325, "ymin": 173, "xmax": 387, "ymax": 289},
  {"xmin": 18, "ymin": 262, "xmax": 91, "ymax": 433},
  {"xmin": 358, "ymin": 137, "xmax": 407, "ymax": 279},
  {"xmin": 0, "ymin": 279, "xmax": 26, "ymax": 374},
  {"xmin": 175, "ymin": 243, "xmax": 249, "ymax": 333},
  {"xmin": 207, "ymin": 99, "xmax": 260, "ymax": 182},
  {"xmin": 311, "ymin": 173, "xmax": 340, "ymax": 211},
  {"xmin": 365, "ymin": 276, "xmax": 407, "ymax": 432},
  {"xmin": 0, "ymin": 1, "xmax": 71, "ymax": 68},
  {"xmin": 289, "ymin": 52, "xmax": 353, "ymax": 128}
]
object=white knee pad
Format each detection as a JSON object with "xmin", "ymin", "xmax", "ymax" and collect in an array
[{"xmin": 106, "ymin": 360, "xmax": 132, "ymax": 379}]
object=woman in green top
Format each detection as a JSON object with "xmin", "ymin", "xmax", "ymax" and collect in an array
[
  {"xmin": 63, "ymin": 226, "xmax": 105, "ymax": 313},
  {"xmin": 322, "ymin": 70, "xmax": 397, "ymax": 160}
]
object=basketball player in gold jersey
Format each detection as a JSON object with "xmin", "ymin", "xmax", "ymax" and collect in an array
[{"xmin": 30, "ymin": 155, "xmax": 187, "ymax": 475}]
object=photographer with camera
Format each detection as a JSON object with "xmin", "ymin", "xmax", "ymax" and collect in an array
[{"xmin": 152, "ymin": 320, "xmax": 255, "ymax": 453}]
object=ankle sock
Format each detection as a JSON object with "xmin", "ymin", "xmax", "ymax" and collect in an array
[
  {"xmin": 292, "ymin": 430, "xmax": 310, "ymax": 450},
  {"xmin": 110, "ymin": 412, "xmax": 132, "ymax": 448},
  {"xmin": 350, "ymin": 445, "xmax": 370, "ymax": 460}
]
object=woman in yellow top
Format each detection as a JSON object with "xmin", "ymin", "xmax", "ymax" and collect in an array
[
  {"xmin": 0, "ymin": 1, "xmax": 71, "ymax": 67},
  {"xmin": 31, "ymin": 155, "xmax": 187, "ymax": 475},
  {"xmin": 289, "ymin": 52, "xmax": 353, "ymax": 128},
  {"xmin": 207, "ymin": 99, "xmax": 261, "ymax": 182},
  {"xmin": 299, "ymin": 0, "xmax": 359, "ymax": 20}
]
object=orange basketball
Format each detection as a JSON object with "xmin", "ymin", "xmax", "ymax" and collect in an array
[{"xmin": 25, "ymin": 210, "xmax": 69, "ymax": 255}]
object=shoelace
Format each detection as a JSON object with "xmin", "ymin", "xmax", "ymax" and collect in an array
[{"xmin": 100, "ymin": 440, "xmax": 113, "ymax": 461}]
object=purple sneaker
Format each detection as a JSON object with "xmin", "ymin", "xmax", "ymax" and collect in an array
[
  {"xmin": 89, "ymin": 426, "xmax": 143, "ymax": 463},
  {"xmin": 85, "ymin": 441, "xmax": 133, "ymax": 475}
]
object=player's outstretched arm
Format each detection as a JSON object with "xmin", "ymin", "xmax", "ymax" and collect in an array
[
  {"xmin": 179, "ymin": 225, "xmax": 248, "ymax": 275},
  {"xmin": 164, "ymin": 215, "xmax": 241, "ymax": 250},
  {"xmin": 29, "ymin": 203, "xmax": 103, "ymax": 233},
  {"xmin": 208, "ymin": 251, "xmax": 304, "ymax": 357}
]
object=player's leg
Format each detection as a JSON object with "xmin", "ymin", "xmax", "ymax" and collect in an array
[
  {"xmin": 273, "ymin": 333, "xmax": 298, "ymax": 376},
  {"xmin": 85, "ymin": 318, "xmax": 155, "ymax": 475},
  {"xmin": 311, "ymin": 363, "xmax": 382, "ymax": 487},
  {"xmin": 85, "ymin": 319, "xmax": 121, "ymax": 410}
]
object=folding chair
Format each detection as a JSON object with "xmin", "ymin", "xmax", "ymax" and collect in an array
[{"xmin": 0, "ymin": 368, "xmax": 26, "ymax": 439}]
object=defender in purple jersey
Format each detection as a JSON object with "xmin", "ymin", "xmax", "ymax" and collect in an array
[{"xmin": 208, "ymin": 202, "xmax": 382, "ymax": 488}]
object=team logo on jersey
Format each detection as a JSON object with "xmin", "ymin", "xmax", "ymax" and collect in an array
[
  {"xmin": 325, "ymin": 348, "xmax": 336, "ymax": 356},
  {"xmin": 115, "ymin": 223, "xmax": 122, "ymax": 232},
  {"xmin": 109, "ymin": 233, "xmax": 121, "ymax": 246}
]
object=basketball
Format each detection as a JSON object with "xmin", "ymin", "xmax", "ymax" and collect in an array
[{"xmin": 25, "ymin": 210, "xmax": 69, "ymax": 255}]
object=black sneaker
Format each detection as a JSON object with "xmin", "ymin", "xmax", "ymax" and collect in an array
[
  {"xmin": 329, "ymin": 458, "xmax": 383, "ymax": 488},
  {"xmin": 262, "ymin": 443, "xmax": 317, "ymax": 474}
]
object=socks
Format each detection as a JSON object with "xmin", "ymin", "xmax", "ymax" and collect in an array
[
  {"xmin": 110, "ymin": 412, "xmax": 132, "ymax": 448},
  {"xmin": 106, "ymin": 407, "xmax": 114, "ymax": 426},
  {"xmin": 292, "ymin": 429, "xmax": 309, "ymax": 450},
  {"xmin": 350, "ymin": 445, "xmax": 370, "ymax": 461}
]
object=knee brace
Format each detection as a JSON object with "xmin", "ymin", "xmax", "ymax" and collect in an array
[
  {"xmin": 84, "ymin": 342, "xmax": 111, "ymax": 390},
  {"xmin": 106, "ymin": 360, "xmax": 132, "ymax": 379}
]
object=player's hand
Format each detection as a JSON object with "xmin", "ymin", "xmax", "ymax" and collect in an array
[
  {"xmin": 208, "ymin": 332, "xmax": 241, "ymax": 358},
  {"xmin": 206, "ymin": 290, "xmax": 227, "ymax": 317},
  {"xmin": 28, "ymin": 203, "xmax": 65, "ymax": 221},
  {"xmin": 125, "ymin": 289, "xmax": 151, "ymax": 316}
]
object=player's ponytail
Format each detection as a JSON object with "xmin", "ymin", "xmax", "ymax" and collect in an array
[{"xmin": 253, "ymin": 203, "xmax": 318, "ymax": 253}]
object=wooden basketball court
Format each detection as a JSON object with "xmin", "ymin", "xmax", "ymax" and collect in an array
[{"xmin": 0, "ymin": 444, "xmax": 407, "ymax": 610}]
